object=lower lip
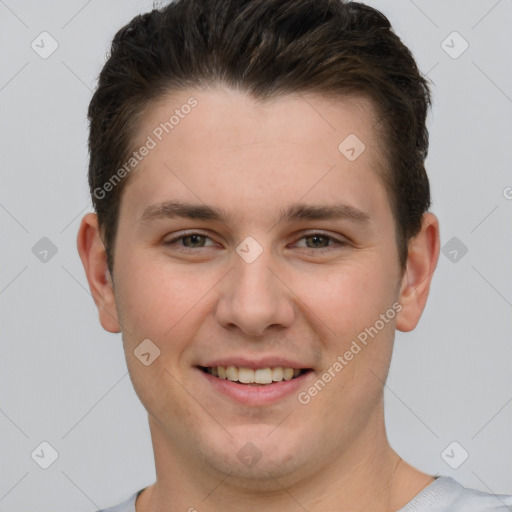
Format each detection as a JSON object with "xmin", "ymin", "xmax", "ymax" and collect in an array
[{"xmin": 197, "ymin": 368, "xmax": 313, "ymax": 405}]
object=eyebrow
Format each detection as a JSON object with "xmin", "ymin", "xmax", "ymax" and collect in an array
[
  {"xmin": 139, "ymin": 200, "xmax": 371, "ymax": 225},
  {"xmin": 140, "ymin": 201, "xmax": 229, "ymax": 223},
  {"xmin": 278, "ymin": 203, "xmax": 371, "ymax": 224}
]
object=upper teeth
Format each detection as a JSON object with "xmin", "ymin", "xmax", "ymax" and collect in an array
[{"xmin": 208, "ymin": 366, "xmax": 301, "ymax": 384}]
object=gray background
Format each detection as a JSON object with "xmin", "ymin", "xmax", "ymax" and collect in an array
[{"xmin": 1, "ymin": 1, "xmax": 511, "ymax": 510}]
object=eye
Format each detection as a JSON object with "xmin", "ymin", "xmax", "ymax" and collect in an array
[
  {"xmin": 180, "ymin": 234, "xmax": 209, "ymax": 248},
  {"xmin": 293, "ymin": 232, "xmax": 347, "ymax": 251},
  {"xmin": 303, "ymin": 234, "xmax": 331, "ymax": 249},
  {"xmin": 164, "ymin": 232, "xmax": 217, "ymax": 250}
]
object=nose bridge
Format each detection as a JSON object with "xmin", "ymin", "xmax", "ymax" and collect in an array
[
  {"xmin": 235, "ymin": 250, "xmax": 276, "ymax": 302},
  {"xmin": 215, "ymin": 241, "xmax": 294, "ymax": 336}
]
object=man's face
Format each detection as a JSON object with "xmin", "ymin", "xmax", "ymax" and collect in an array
[{"xmin": 109, "ymin": 87, "xmax": 406, "ymax": 483}]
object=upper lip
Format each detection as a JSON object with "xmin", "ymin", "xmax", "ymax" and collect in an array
[{"xmin": 199, "ymin": 357, "xmax": 312, "ymax": 370}]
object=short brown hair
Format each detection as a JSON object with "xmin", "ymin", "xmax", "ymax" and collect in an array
[{"xmin": 88, "ymin": 0, "xmax": 432, "ymax": 274}]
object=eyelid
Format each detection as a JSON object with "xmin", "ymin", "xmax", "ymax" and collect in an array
[
  {"xmin": 164, "ymin": 230, "xmax": 218, "ymax": 246},
  {"xmin": 163, "ymin": 229, "xmax": 349, "ymax": 250},
  {"xmin": 290, "ymin": 230, "xmax": 348, "ymax": 249}
]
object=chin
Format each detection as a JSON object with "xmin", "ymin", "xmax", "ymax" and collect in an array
[{"xmin": 196, "ymin": 424, "xmax": 311, "ymax": 483}]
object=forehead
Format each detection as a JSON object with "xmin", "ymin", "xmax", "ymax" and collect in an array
[
  {"xmin": 136, "ymin": 86, "xmax": 382, "ymax": 155},
  {"xmin": 120, "ymin": 86, "xmax": 390, "ymax": 226}
]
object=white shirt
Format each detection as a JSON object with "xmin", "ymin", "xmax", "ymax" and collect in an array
[{"xmin": 99, "ymin": 476, "xmax": 512, "ymax": 512}]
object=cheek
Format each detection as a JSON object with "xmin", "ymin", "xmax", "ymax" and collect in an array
[
  {"xmin": 295, "ymin": 257, "xmax": 397, "ymax": 337},
  {"xmin": 114, "ymin": 251, "xmax": 225, "ymax": 345},
  {"xmin": 297, "ymin": 261, "xmax": 397, "ymax": 417}
]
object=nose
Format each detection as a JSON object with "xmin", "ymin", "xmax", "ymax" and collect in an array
[{"xmin": 214, "ymin": 246, "xmax": 295, "ymax": 337}]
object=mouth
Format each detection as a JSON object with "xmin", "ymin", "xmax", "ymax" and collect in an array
[{"xmin": 198, "ymin": 365, "xmax": 313, "ymax": 385}]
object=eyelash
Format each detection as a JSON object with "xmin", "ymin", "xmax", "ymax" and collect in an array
[{"xmin": 163, "ymin": 231, "xmax": 347, "ymax": 253}]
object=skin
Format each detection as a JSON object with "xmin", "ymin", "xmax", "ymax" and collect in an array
[{"xmin": 77, "ymin": 86, "xmax": 440, "ymax": 512}]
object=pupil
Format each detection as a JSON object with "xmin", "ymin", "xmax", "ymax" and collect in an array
[
  {"xmin": 185, "ymin": 234, "xmax": 204, "ymax": 247},
  {"xmin": 308, "ymin": 235, "xmax": 328, "ymax": 248}
]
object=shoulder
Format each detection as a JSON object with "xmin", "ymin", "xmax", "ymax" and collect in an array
[
  {"xmin": 96, "ymin": 488, "xmax": 143, "ymax": 512},
  {"xmin": 400, "ymin": 476, "xmax": 512, "ymax": 512}
]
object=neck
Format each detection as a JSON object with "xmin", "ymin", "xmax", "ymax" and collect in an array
[{"xmin": 136, "ymin": 410, "xmax": 417, "ymax": 512}]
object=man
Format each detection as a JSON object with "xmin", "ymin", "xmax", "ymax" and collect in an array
[{"xmin": 77, "ymin": 1, "xmax": 512, "ymax": 511}]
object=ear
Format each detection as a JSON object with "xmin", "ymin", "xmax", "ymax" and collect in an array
[
  {"xmin": 76, "ymin": 213, "xmax": 121, "ymax": 333},
  {"xmin": 396, "ymin": 212, "xmax": 440, "ymax": 332}
]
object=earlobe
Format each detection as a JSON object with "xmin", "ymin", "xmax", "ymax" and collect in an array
[
  {"xmin": 76, "ymin": 213, "xmax": 121, "ymax": 333},
  {"xmin": 396, "ymin": 213, "xmax": 440, "ymax": 332}
]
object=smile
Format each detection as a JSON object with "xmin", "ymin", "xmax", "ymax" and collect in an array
[{"xmin": 199, "ymin": 366, "xmax": 310, "ymax": 385}]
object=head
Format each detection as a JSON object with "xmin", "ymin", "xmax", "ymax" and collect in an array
[
  {"xmin": 78, "ymin": 0, "xmax": 439, "ymax": 491},
  {"xmin": 88, "ymin": 0, "xmax": 432, "ymax": 277}
]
